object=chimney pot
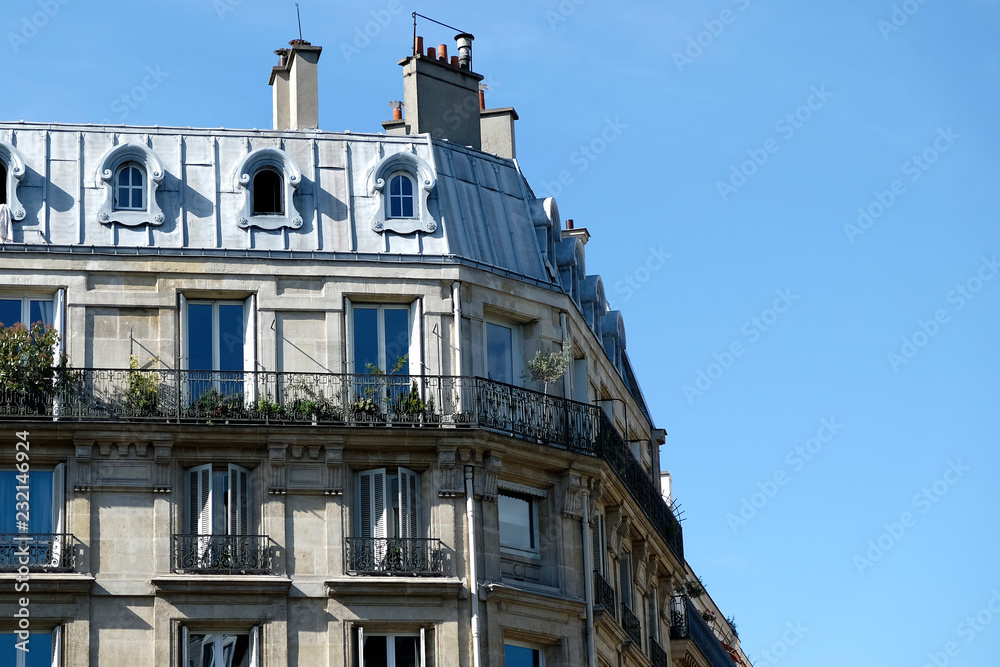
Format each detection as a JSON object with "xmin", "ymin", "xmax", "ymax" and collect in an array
[
  {"xmin": 437, "ymin": 44, "xmax": 448, "ymax": 61},
  {"xmin": 450, "ymin": 55, "xmax": 459, "ymax": 67},
  {"xmin": 415, "ymin": 35, "xmax": 424, "ymax": 55},
  {"xmin": 393, "ymin": 106, "xmax": 403, "ymax": 120},
  {"xmin": 566, "ymin": 219, "xmax": 575, "ymax": 230},
  {"xmin": 426, "ymin": 46, "xmax": 436, "ymax": 59},
  {"xmin": 455, "ymin": 32, "xmax": 474, "ymax": 70}
]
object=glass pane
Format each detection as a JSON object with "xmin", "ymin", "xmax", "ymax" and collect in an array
[
  {"xmin": 389, "ymin": 176, "xmax": 401, "ymax": 196},
  {"xmin": 188, "ymin": 304, "xmax": 214, "ymax": 371},
  {"xmin": 353, "ymin": 307, "xmax": 379, "ymax": 374},
  {"xmin": 504, "ymin": 644, "xmax": 539, "ymax": 667},
  {"xmin": 400, "ymin": 177, "xmax": 412, "ymax": 196},
  {"xmin": 218, "ymin": 304, "xmax": 244, "ymax": 373},
  {"xmin": 363, "ymin": 635, "xmax": 388, "ymax": 667},
  {"xmin": 130, "ymin": 166, "xmax": 143, "ymax": 187},
  {"xmin": 383, "ymin": 308, "xmax": 409, "ymax": 374},
  {"xmin": 131, "ymin": 188, "xmax": 143, "ymax": 209},
  {"xmin": 394, "ymin": 636, "xmax": 418, "ymax": 667},
  {"xmin": 29, "ymin": 300, "xmax": 53, "ymax": 327},
  {"xmin": 118, "ymin": 169, "xmax": 129, "ymax": 186},
  {"xmin": 0, "ymin": 632, "xmax": 52, "ymax": 666},
  {"xmin": 0, "ymin": 300, "xmax": 20, "ymax": 327},
  {"xmin": 498, "ymin": 493, "xmax": 532, "ymax": 550},
  {"xmin": 0, "ymin": 471, "xmax": 53, "ymax": 534},
  {"xmin": 486, "ymin": 323, "xmax": 513, "ymax": 384},
  {"xmin": 224, "ymin": 633, "xmax": 251, "ymax": 667},
  {"xmin": 401, "ymin": 196, "xmax": 413, "ymax": 218},
  {"xmin": 389, "ymin": 196, "xmax": 402, "ymax": 218},
  {"xmin": 189, "ymin": 633, "xmax": 214, "ymax": 667}
]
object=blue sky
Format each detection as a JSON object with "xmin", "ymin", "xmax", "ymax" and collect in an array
[{"xmin": 5, "ymin": 0, "xmax": 1000, "ymax": 664}]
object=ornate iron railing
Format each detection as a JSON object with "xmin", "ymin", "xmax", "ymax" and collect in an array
[
  {"xmin": 1, "ymin": 369, "xmax": 683, "ymax": 562},
  {"xmin": 622, "ymin": 603, "xmax": 642, "ymax": 646},
  {"xmin": 594, "ymin": 570, "xmax": 616, "ymax": 619},
  {"xmin": 0, "ymin": 533, "xmax": 79, "ymax": 572},
  {"xmin": 172, "ymin": 534, "xmax": 274, "ymax": 574},
  {"xmin": 650, "ymin": 637, "xmax": 669, "ymax": 667},
  {"xmin": 669, "ymin": 596, "xmax": 734, "ymax": 667},
  {"xmin": 345, "ymin": 537, "xmax": 443, "ymax": 575}
]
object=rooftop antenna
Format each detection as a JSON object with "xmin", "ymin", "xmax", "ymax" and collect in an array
[{"xmin": 296, "ymin": 3, "xmax": 303, "ymax": 41}]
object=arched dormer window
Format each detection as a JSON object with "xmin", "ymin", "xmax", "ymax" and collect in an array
[
  {"xmin": 114, "ymin": 162, "xmax": 146, "ymax": 211},
  {"xmin": 96, "ymin": 142, "xmax": 165, "ymax": 227},
  {"xmin": 387, "ymin": 173, "xmax": 414, "ymax": 219},
  {"xmin": 0, "ymin": 141, "xmax": 27, "ymax": 223},
  {"xmin": 252, "ymin": 168, "xmax": 283, "ymax": 215},
  {"xmin": 368, "ymin": 151, "xmax": 437, "ymax": 235},
  {"xmin": 234, "ymin": 148, "xmax": 302, "ymax": 231}
]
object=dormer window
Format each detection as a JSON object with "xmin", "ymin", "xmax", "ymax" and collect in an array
[
  {"xmin": 387, "ymin": 174, "xmax": 414, "ymax": 219},
  {"xmin": 252, "ymin": 168, "xmax": 283, "ymax": 215},
  {"xmin": 234, "ymin": 148, "xmax": 303, "ymax": 231},
  {"xmin": 114, "ymin": 163, "xmax": 146, "ymax": 211},
  {"xmin": 0, "ymin": 162, "xmax": 6, "ymax": 205},
  {"xmin": 0, "ymin": 141, "xmax": 27, "ymax": 224}
]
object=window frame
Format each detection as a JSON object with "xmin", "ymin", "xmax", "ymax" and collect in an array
[
  {"xmin": 357, "ymin": 628, "xmax": 427, "ymax": 667},
  {"xmin": 251, "ymin": 168, "xmax": 284, "ymax": 216},
  {"xmin": 484, "ymin": 318, "xmax": 521, "ymax": 386},
  {"xmin": 619, "ymin": 552, "xmax": 633, "ymax": 610},
  {"xmin": 497, "ymin": 484, "xmax": 543, "ymax": 559},
  {"xmin": 234, "ymin": 148, "xmax": 303, "ymax": 231},
  {"xmin": 113, "ymin": 162, "xmax": 146, "ymax": 212},
  {"xmin": 386, "ymin": 172, "xmax": 416, "ymax": 220},
  {"xmin": 0, "ymin": 626, "xmax": 62, "ymax": 666},
  {"xmin": 348, "ymin": 303, "xmax": 413, "ymax": 375},
  {"xmin": 503, "ymin": 640, "xmax": 544, "ymax": 667},
  {"xmin": 368, "ymin": 151, "xmax": 437, "ymax": 235},
  {"xmin": 180, "ymin": 626, "xmax": 259, "ymax": 667},
  {"xmin": 184, "ymin": 463, "xmax": 253, "ymax": 538},
  {"xmin": 95, "ymin": 142, "xmax": 165, "ymax": 227},
  {"xmin": 0, "ymin": 140, "xmax": 27, "ymax": 223},
  {"xmin": 180, "ymin": 294, "xmax": 257, "ymax": 403}
]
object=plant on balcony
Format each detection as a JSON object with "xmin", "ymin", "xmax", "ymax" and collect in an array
[
  {"xmin": 527, "ymin": 345, "xmax": 571, "ymax": 395},
  {"xmin": 701, "ymin": 609, "xmax": 717, "ymax": 623},
  {"xmin": 193, "ymin": 388, "xmax": 247, "ymax": 420},
  {"xmin": 125, "ymin": 354, "xmax": 160, "ymax": 415},
  {"xmin": 676, "ymin": 577, "xmax": 707, "ymax": 599},
  {"xmin": 726, "ymin": 615, "xmax": 739, "ymax": 638},
  {"xmin": 0, "ymin": 322, "xmax": 68, "ymax": 409},
  {"xmin": 254, "ymin": 395, "xmax": 286, "ymax": 420}
]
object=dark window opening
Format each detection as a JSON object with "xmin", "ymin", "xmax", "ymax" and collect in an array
[
  {"xmin": 0, "ymin": 162, "xmax": 7, "ymax": 205},
  {"xmin": 388, "ymin": 174, "xmax": 414, "ymax": 218},
  {"xmin": 114, "ymin": 163, "xmax": 145, "ymax": 211},
  {"xmin": 252, "ymin": 169, "xmax": 283, "ymax": 215}
]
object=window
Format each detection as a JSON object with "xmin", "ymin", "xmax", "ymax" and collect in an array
[
  {"xmin": 181, "ymin": 628, "xmax": 258, "ymax": 667},
  {"xmin": 498, "ymin": 490, "xmax": 538, "ymax": 555},
  {"xmin": 486, "ymin": 321, "xmax": 517, "ymax": 385},
  {"xmin": 182, "ymin": 297, "xmax": 256, "ymax": 401},
  {"xmin": 0, "ymin": 162, "xmax": 6, "ymax": 205},
  {"xmin": 592, "ymin": 511, "xmax": 606, "ymax": 576},
  {"xmin": 114, "ymin": 163, "xmax": 145, "ymax": 211},
  {"xmin": 357, "ymin": 629, "xmax": 426, "ymax": 667},
  {"xmin": 351, "ymin": 305, "xmax": 410, "ymax": 375},
  {"xmin": 0, "ymin": 297, "xmax": 54, "ymax": 329},
  {"xmin": 387, "ymin": 174, "xmax": 414, "ymax": 219},
  {"xmin": 251, "ymin": 169, "xmax": 282, "ymax": 215},
  {"xmin": 619, "ymin": 553, "xmax": 633, "ymax": 610},
  {"xmin": 504, "ymin": 643, "xmax": 542, "ymax": 667},
  {"xmin": 185, "ymin": 464, "xmax": 251, "ymax": 538},
  {"xmin": 351, "ymin": 468, "xmax": 434, "ymax": 574},
  {"xmin": 0, "ymin": 628, "xmax": 61, "ymax": 667},
  {"xmin": 648, "ymin": 592, "xmax": 660, "ymax": 645},
  {"xmin": 0, "ymin": 465, "xmax": 65, "ymax": 570}
]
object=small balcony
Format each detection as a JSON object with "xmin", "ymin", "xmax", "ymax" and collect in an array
[
  {"xmin": 0, "ymin": 533, "xmax": 80, "ymax": 572},
  {"xmin": 593, "ymin": 571, "xmax": 616, "ymax": 620},
  {"xmin": 649, "ymin": 637, "xmax": 669, "ymax": 667},
  {"xmin": 172, "ymin": 534, "xmax": 275, "ymax": 574},
  {"xmin": 621, "ymin": 603, "xmax": 643, "ymax": 647},
  {"xmin": 345, "ymin": 537, "xmax": 443, "ymax": 576},
  {"xmin": 669, "ymin": 596, "xmax": 735, "ymax": 667}
]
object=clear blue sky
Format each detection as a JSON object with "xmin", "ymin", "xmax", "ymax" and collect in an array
[{"xmin": 6, "ymin": 1, "xmax": 1000, "ymax": 664}]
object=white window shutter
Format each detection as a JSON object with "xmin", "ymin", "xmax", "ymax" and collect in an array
[
  {"xmin": 420, "ymin": 628, "xmax": 426, "ymax": 667},
  {"xmin": 50, "ymin": 625, "xmax": 62, "ymax": 667},
  {"xmin": 228, "ymin": 464, "xmax": 250, "ymax": 536},
  {"xmin": 398, "ymin": 468, "xmax": 419, "ymax": 540},
  {"xmin": 186, "ymin": 465, "xmax": 212, "ymax": 536},
  {"xmin": 357, "ymin": 469, "xmax": 388, "ymax": 539},
  {"xmin": 50, "ymin": 462, "xmax": 65, "ymax": 568},
  {"xmin": 53, "ymin": 289, "xmax": 66, "ymax": 360},
  {"xmin": 345, "ymin": 297, "xmax": 354, "ymax": 374},
  {"xmin": 409, "ymin": 298, "xmax": 423, "ymax": 378},
  {"xmin": 244, "ymin": 294, "xmax": 257, "ymax": 404},
  {"xmin": 357, "ymin": 627, "xmax": 364, "ymax": 667},
  {"xmin": 249, "ymin": 626, "xmax": 260, "ymax": 667}
]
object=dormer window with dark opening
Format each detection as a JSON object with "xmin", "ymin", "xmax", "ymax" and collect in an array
[
  {"xmin": 0, "ymin": 162, "xmax": 6, "ymax": 205},
  {"xmin": 252, "ymin": 169, "xmax": 283, "ymax": 215},
  {"xmin": 114, "ymin": 163, "xmax": 146, "ymax": 211},
  {"xmin": 388, "ymin": 174, "xmax": 414, "ymax": 219}
]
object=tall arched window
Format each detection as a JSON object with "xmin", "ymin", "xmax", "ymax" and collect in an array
[
  {"xmin": 252, "ymin": 169, "xmax": 283, "ymax": 215},
  {"xmin": 0, "ymin": 162, "xmax": 7, "ymax": 206},
  {"xmin": 388, "ymin": 174, "xmax": 414, "ymax": 219},
  {"xmin": 114, "ymin": 163, "xmax": 146, "ymax": 211}
]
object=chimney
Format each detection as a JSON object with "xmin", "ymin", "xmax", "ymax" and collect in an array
[
  {"xmin": 384, "ymin": 32, "xmax": 484, "ymax": 148},
  {"xmin": 269, "ymin": 39, "xmax": 323, "ymax": 130}
]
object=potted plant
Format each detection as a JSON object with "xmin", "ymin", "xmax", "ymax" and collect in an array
[
  {"xmin": 125, "ymin": 354, "xmax": 161, "ymax": 417},
  {"xmin": 0, "ymin": 322, "xmax": 68, "ymax": 415}
]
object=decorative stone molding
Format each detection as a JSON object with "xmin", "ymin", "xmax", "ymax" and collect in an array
[
  {"xmin": 560, "ymin": 472, "xmax": 585, "ymax": 519},
  {"xmin": 95, "ymin": 142, "xmax": 166, "ymax": 227},
  {"xmin": 437, "ymin": 448, "xmax": 463, "ymax": 497},
  {"xmin": 479, "ymin": 455, "xmax": 502, "ymax": 501},
  {"xmin": 325, "ymin": 445, "xmax": 344, "ymax": 495},
  {"xmin": 606, "ymin": 506, "xmax": 631, "ymax": 554},
  {"xmin": 268, "ymin": 444, "xmax": 288, "ymax": 492},
  {"xmin": 74, "ymin": 443, "xmax": 92, "ymax": 491},
  {"xmin": 367, "ymin": 151, "xmax": 437, "ymax": 234},
  {"xmin": 0, "ymin": 141, "xmax": 27, "ymax": 222},
  {"xmin": 234, "ymin": 147, "xmax": 303, "ymax": 231}
]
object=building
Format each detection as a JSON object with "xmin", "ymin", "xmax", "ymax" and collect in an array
[{"xmin": 0, "ymin": 29, "xmax": 751, "ymax": 667}]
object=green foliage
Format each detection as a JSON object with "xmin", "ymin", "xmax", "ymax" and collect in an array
[
  {"xmin": 125, "ymin": 354, "xmax": 160, "ymax": 414},
  {"xmin": 527, "ymin": 346, "xmax": 571, "ymax": 394},
  {"xmin": 676, "ymin": 577, "xmax": 707, "ymax": 599},
  {"xmin": 0, "ymin": 322, "xmax": 67, "ymax": 399},
  {"xmin": 394, "ymin": 381, "xmax": 426, "ymax": 415},
  {"xmin": 255, "ymin": 396, "xmax": 285, "ymax": 418},
  {"xmin": 193, "ymin": 389, "xmax": 246, "ymax": 419}
]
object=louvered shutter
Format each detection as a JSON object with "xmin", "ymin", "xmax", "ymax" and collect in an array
[
  {"xmin": 357, "ymin": 469, "xmax": 388, "ymax": 539},
  {"xmin": 249, "ymin": 626, "xmax": 260, "ymax": 667},
  {"xmin": 398, "ymin": 468, "xmax": 419, "ymax": 539},
  {"xmin": 187, "ymin": 464, "xmax": 213, "ymax": 535},
  {"xmin": 591, "ymin": 511, "xmax": 603, "ymax": 576},
  {"xmin": 228, "ymin": 464, "xmax": 250, "ymax": 536},
  {"xmin": 50, "ymin": 463, "xmax": 65, "ymax": 567}
]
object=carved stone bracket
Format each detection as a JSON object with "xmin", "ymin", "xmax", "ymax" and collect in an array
[
  {"xmin": 153, "ymin": 443, "xmax": 173, "ymax": 489},
  {"xmin": 561, "ymin": 472, "xmax": 585, "ymax": 519},
  {"xmin": 74, "ymin": 443, "xmax": 92, "ymax": 491},
  {"xmin": 325, "ymin": 444, "xmax": 344, "ymax": 496},
  {"xmin": 437, "ymin": 448, "xmax": 463, "ymax": 498},
  {"xmin": 269, "ymin": 444, "xmax": 287, "ymax": 493},
  {"xmin": 606, "ymin": 506, "xmax": 631, "ymax": 555},
  {"xmin": 479, "ymin": 455, "xmax": 502, "ymax": 501}
]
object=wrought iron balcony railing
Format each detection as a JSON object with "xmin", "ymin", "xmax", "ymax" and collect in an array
[
  {"xmin": 172, "ymin": 534, "xmax": 274, "ymax": 574},
  {"xmin": 0, "ymin": 533, "xmax": 79, "ymax": 572},
  {"xmin": 621, "ymin": 603, "xmax": 643, "ymax": 647},
  {"xmin": 1, "ymin": 369, "xmax": 683, "ymax": 562},
  {"xmin": 593, "ymin": 570, "xmax": 616, "ymax": 619},
  {"xmin": 650, "ymin": 637, "xmax": 669, "ymax": 667},
  {"xmin": 345, "ymin": 537, "xmax": 443, "ymax": 576},
  {"xmin": 669, "ymin": 596, "xmax": 735, "ymax": 667}
]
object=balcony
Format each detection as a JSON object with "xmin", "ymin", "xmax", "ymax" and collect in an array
[
  {"xmin": 172, "ymin": 534, "xmax": 274, "ymax": 574},
  {"xmin": 345, "ymin": 537, "xmax": 443, "ymax": 576},
  {"xmin": 593, "ymin": 571, "xmax": 616, "ymax": 620},
  {"xmin": 650, "ymin": 637, "xmax": 669, "ymax": 667},
  {"xmin": 0, "ymin": 533, "xmax": 80, "ymax": 572},
  {"xmin": 1, "ymin": 369, "xmax": 683, "ymax": 562},
  {"xmin": 621, "ymin": 603, "xmax": 643, "ymax": 647},
  {"xmin": 669, "ymin": 596, "xmax": 735, "ymax": 667}
]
